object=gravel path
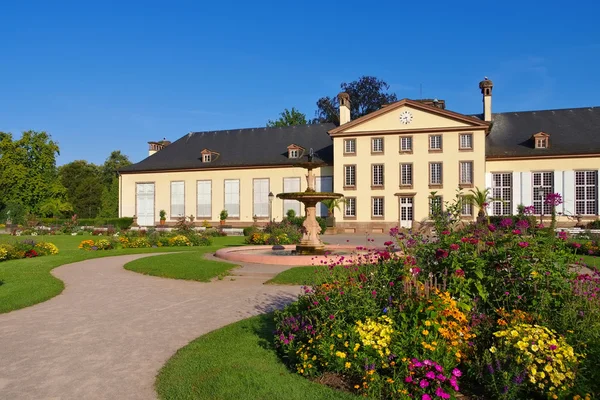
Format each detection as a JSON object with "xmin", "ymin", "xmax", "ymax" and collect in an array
[{"xmin": 0, "ymin": 253, "xmax": 301, "ymax": 400}]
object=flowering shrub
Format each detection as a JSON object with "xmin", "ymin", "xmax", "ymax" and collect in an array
[
  {"xmin": 489, "ymin": 324, "xmax": 579, "ymax": 397},
  {"xmin": 274, "ymin": 219, "xmax": 600, "ymax": 398},
  {"xmin": 34, "ymin": 242, "xmax": 59, "ymax": 256},
  {"xmin": 78, "ymin": 240, "xmax": 96, "ymax": 250},
  {"xmin": 168, "ymin": 235, "xmax": 192, "ymax": 247}
]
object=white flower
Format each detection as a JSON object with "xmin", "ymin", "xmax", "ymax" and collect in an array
[{"xmin": 71, "ymin": 233, "xmax": 77, "ymax": 236}]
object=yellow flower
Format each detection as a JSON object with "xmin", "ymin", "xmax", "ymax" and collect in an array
[
  {"xmin": 510, "ymin": 330, "xmax": 519, "ymax": 337},
  {"xmin": 335, "ymin": 351, "xmax": 347, "ymax": 359},
  {"xmin": 489, "ymin": 346, "xmax": 497, "ymax": 354},
  {"xmin": 422, "ymin": 329, "xmax": 429, "ymax": 336},
  {"xmin": 424, "ymin": 321, "xmax": 432, "ymax": 327},
  {"xmin": 345, "ymin": 362, "xmax": 351, "ymax": 369}
]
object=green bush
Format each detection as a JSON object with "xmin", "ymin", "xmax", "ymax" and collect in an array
[
  {"xmin": 285, "ymin": 215, "xmax": 327, "ymax": 235},
  {"xmin": 243, "ymin": 226, "xmax": 259, "ymax": 237},
  {"xmin": 38, "ymin": 217, "xmax": 134, "ymax": 229},
  {"xmin": 586, "ymin": 219, "xmax": 600, "ymax": 229}
]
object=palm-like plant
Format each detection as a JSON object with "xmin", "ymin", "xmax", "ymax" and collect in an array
[
  {"xmin": 464, "ymin": 187, "xmax": 495, "ymax": 222},
  {"xmin": 320, "ymin": 198, "xmax": 345, "ymax": 217}
]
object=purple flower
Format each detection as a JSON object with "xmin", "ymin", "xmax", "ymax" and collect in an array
[
  {"xmin": 422, "ymin": 395, "xmax": 432, "ymax": 400},
  {"xmin": 488, "ymin": 224, "xmax": 497, "ymax": 232},
  {"xmin": 523, "ymin": 205, "xmax": 536, "ymax": 215},
  {"xmin": 451, "ymin": 368, "xmax": 462, "ymax": 377},
  {"xmin": 500, "ymin": 218, "xmax": 513, "ymax": 228},
  {"xmin": 426, "ymin": 371, "xmax": 436, "ymax": 379},
  {"xmin": 516, "ymin": 219, "xmax": 530, "ymax": 229},
  {"xmin": 545, "ymin": 193, "xmax": 563, "ymax": 206},
  {"xmin": 419, "ymin": 379, "xmax": 429, "ymax": 388},
  {"xmin": 435, "ymin": 364, "xmax": 443, "ymax": 372}
]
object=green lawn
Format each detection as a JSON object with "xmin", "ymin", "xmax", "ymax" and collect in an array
[
  {"xmin": 578, "ymin": 254, "xmax": 600, "ymax": 268},
  {"xmin": 267, "ymin": 265, "xmax": 330, "ymax": 285},
  {"xmin": 155, "ymin": 313, "xmax": 356, "ymax": 400},
  {"xmin": 0, "ymin": 234, "xmax": 244, "ymax": 314},
  {"xmin": 124, "ymin": 251, "xmax": 238, "ymax": 281}
]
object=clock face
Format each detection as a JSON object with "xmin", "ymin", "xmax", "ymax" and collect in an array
[{"xmin": 399, "ymin": 110, "xmax": 413, "ymax": 124}]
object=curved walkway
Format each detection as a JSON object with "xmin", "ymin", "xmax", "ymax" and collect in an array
[{"xmin": 0, "ymin": 253, "xmax": 301, "ymax": 400}]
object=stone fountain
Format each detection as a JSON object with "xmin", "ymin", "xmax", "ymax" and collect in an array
[{"xmin": 277, "ymin": 150, "xmax": 343, "ymax": 255}]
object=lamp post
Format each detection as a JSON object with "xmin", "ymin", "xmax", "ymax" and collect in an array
[{"xmin": 268, "ymin": 192, "xmax": 274, "ymax": 222}]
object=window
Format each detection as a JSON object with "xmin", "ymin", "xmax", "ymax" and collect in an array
[
  {"xmin": 429, "ymin": 196, "xmax": 443, "ymax": 218},
  {"xmin": 535, "ymin": 138, "xmax": 548, "ymax": 149},
  {"xmin": 576, "ymin": 171, "xmax": 598, "ymax": 215},
  {"xmin": 170, "ymin": 181, "xmax": 185, "ymax": 218},
  {"xmin": 344, "ymin": 165, "xmax": 356, "ymax": 187},
  {"xmin": 344, "ymin": 197, "xmax": 356, "ymax": 217},
  {"xmin": 532, "ymin": 172, "xmax": 554, "ymax": 215},
  {"xmin": 372, "ymin": 137, "xmax": 384, "ymax": 153},
  {"xmin": 491, "ymin": 173, "xmax": 512, "ymax": 216},
  {"xmin": 400, "ymin": 163, "xmax": 412, "ymax": 186},
  {"xmin": 372, "ymin": 197, "xmax": 384, "ymax": 217},
  {"xmin": 197, "ymin": 180, "xmax": 212, "ymax": 218},
  {"xmin": 283, "ymin": 177, "xmax": 301, "ymax": 216},
  {"xmin": 202, "ymin": 153, "xmax": 211, "ymax": 162},
  {"xmin": 253, "ymin": 178, "xmax": 269, "ymax": 217},
  {"xmin": 289, "ymin": 149, "xmax": 299, "ymax": 158},
  {"xmin": 429, "ymin": 163, "xmax": 442, "ymax": 185},
  {"xmin": 224, "ymin": 179, "xmax": 240, "ymax": 218},
  {"xmin": 461, "ymin": 196, "xmax": 473, "ymax": 216},
  {"xmin": 372, "ymin": 164, "xmax": 384, "ymax": 187},
  {"xmin": 429, "ymin": 135, "xmax": 442, "ymax": 150},
  {"xmin": 459, "ymin": 134, "xmax": 473, "ymax": 149},
  {"xmin": 400, "ymin": 136, "xmax": 413, "ymax": 152},
  {"xmin": 459, "ymin": 161, "xmax": 474, "ymax": 185},
  {"xmin": 344, "ymin": 139, "xmax": 356, "ymax": 154}
]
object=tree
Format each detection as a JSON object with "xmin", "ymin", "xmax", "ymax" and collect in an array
[
  {"xmin": 313, "ymin": 76, "xmax": 398, "ymax": 124},
  {"xmin": 465, "ymin": 187, "xmax": 495, "ymax": 224},
  {"xmin": 0, "ymin": 130, "xmax": 70, "ymax": 216},
  {"xmin": 58, "ymin": 160, "xmax": 103, "ymax": 218},
  {"xmin": 266, "ymin": 107, "xmax": 307, "ymax": 127},
  {"xmin": 98, "ymin": 177, "xmax": 120, "ymax": 218},
  {"xmin": 102, "ymin": 150, "xmax": 131, "ymax": 186}
]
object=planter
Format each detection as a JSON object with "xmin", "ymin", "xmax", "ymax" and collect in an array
[
  {"xmin": 220, "ymin": 220, "xmax": 226, "ymax": 226},
  {"xmin": 326, "ymin": 215, "xmax": 335, "ymax": 227},
  {"xmin": 160, "ymin": 220, "xmax": 166, "ymax": 226}
]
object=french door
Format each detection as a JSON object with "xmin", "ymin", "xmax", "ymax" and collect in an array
[{"xmin": 400, "ymin": 197, "xmax": 413, "ymax": 229}]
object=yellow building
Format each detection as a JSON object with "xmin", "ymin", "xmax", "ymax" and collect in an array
[{"xmin": 119, "ymin": 78, "xmax": 600, "ymax": 231}]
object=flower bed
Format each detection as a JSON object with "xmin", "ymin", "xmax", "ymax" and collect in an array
[
  {"xmin": 274, "ymin": 222, "xmax": 598, "ymax": 399},
  {"xmin": 79, "ymin": 230, "xmax": 212, "ymax": 251},
  {"xmin": 0, "ymin": 240, "xmax": 59, "ymax": 262}
]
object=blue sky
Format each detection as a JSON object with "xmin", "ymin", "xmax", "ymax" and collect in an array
[{"xmin": 1, "ymin": 0, "xmax": 598, "ymax": 165}]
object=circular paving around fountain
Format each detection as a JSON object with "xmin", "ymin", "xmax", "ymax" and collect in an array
[{"xmin": 215, "ymin": 244, "xmax": 379, "ymax": 266}]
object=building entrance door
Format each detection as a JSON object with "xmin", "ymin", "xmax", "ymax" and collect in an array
[{"xmin": 400, "ymin": 197, "xmax": 413, "ymax": 229}]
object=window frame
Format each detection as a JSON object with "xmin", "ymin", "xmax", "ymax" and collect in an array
[
  {"xmin": 399, "ymin": 136, "xmax": 413, "ymax": 153},
  {"xmin": 429, "ymin": 195, "xmax": 443, "ymax": 219},
  {"xmin": 202, "ymin": 153, "xmax": 211, "ymax": 163},
  {"xmin": 170, "ymin": 181, "xmax": 185, "ymax": 219},
  {"xmin": 428, "ymin": 134, "xmax": 443, "ymax": 152},
  {"xmin": 224, "ymin": 179, "xmax": 241, "ymax": 218},
  {"xmin": 289, "ymin": 149, "xmax": 299, "ymax": 159},
  {"xmin": 460, "ymin": 195, "xmax": 473, "ymax": 217},
  {"xmin": 371, "ymin": 137, "xmax": 384, "ymax": 154},
  {"xmin": 400, "ymin": 163, "xmax": 413, "ymax": 188},
  {"xmin": 459, "ymin": 133, "xmax": 473, "ymax": 151},
  {"xmin": 575, "ymin": 170, "xmax": 598, "ymax": 216},
  {"xmin": 371, "ymin": 197, "xmax": 384, "ymax": 219},
  {"xmin": 196, "ymin": 180, "xmax": 212, "ymax": 219},
  {"xmin": 343, "ymin": 139, "xmax": 356, "ymax": 155},
  {"xmin": 344, "ymin": 197, "xmax": 357, "ymax": 219},
  {"xmin": 532, "ymin": 171, "xmax": 554, "ymax": 215},
  {"xmin": 491, "ymin": 172, "xmax": 512, "ymax": 216},
  {"xmin": 371, "ymin": 163, "xmax": 384, "ymax": 189},
  {"xmin": 429, "ymin": 162, "xmax": 443, "ymax": 187},
  {"xmin": 459, "ymin": 161, "xmax": 474, "ymax": 188},
  {"xmin": 343, "ymin": 164, "xmax": 356, "ymax": 189},
  {"xmin": 252, "ymin": 178, "xmax": 270, "ymax": 218}
]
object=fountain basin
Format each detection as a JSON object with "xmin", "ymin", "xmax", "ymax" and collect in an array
[{"xmin": 215, "ymin": 245, "xmax": 381, "ymax": 266}]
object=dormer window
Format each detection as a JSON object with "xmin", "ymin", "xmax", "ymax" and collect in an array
[
  {"xmin": 532, "ymin": 132, "xmax": 550, "ymax": 149},
  {"xmin": 287, "ymin": 144, "xmax": 304, "ymax": 159},
  {"xmin": 201, "ymin": 148, "xmax": 218, "ymax": 163}
]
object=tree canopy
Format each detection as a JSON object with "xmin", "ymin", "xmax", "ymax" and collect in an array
[
  {"xmin": 313, "ymin": 76, "xmax": 398, "ymax": 124},
  {"xmin": 266, "ymin": 107, "xmax": 308, "ymax": 127}
]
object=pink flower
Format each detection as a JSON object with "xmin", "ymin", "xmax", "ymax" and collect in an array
[
  {"xmin": 455, "ymin": 269, "xmax": 465, "ymax": 277},
  {"xmin": 452, "ymin": 368, "xmax": 462, "ymax": 377},
  {"xmin": 411, "ymin": 267, "xmax": 421, "ymax": 275},
  {"xmin": 460, "ymin": 237, "xmax": 468, "ymax": 243},
  {"xmin": 488, "ymin": 224, "xmax": 497, "ymax": 232},
  {"xmin": 441, "ymin": 230, "xmax": 450, "ymax": 235},
  {"xmin": 425, "ymin": 371, "xmax": 436, "ymax": 379},
  {"xmin": 422, "ymin": 395, "xmax": 432, "ymax": 400},
  {"xmin": 384, "ymin": 240, "xmax": 394, "ymax": 246},
  {"xmin": 419, "ymin": 379, "xmax": 429, "ymax": 388},
  {"xmin": 518, "ymin": 241, "xmax": 529, "ymax": 248},
  {"xmin": 435, "ymin": 248, "xmax": 449, "ymax": 259},
  {"xmin": 512, "ymin": 229, "xmax": 521, "ymax": 235},
  {"xmin": 469, "ymin": 238, "xmax": 478, "ymax": 245},
  {"xmin": 572, "ymin": 243, "xmax": 581, "ymax": 249},
  {"xmin": 449, "ymin": 243, "xmax": 460, "ymax": 251},
  {"xmin": 329, "ymin": 314, "xmax": 335, "ymax": 320}
]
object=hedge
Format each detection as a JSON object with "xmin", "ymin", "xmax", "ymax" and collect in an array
[{"xmin": 38, "ymin": 217, "xmax": 134, "ymax": 229}]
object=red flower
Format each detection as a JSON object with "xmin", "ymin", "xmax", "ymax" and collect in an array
[
  {"xmin": 512, "ymin": 229, "xmax": 521, "ymax": 235},
  {"xmin": 486, "ymin": 241, "xmax": 495, "ymax": 246},
  {"xmin": 435, "ymin": 248, "xmax": 449, "ymax": 259},
  {"xmin": 572, "ymin": 243, "xmax": 582, "ymax": 249},
  {"xmin": 384, "ymin": 241, "xmax": 394, "ymax": 246},
  {"xmin": 449, "ymin": 243, "xmax": 460, "ymax": 251},
  {"xmin": 518, "ymin": 241, "xmax": 529, "ymax": 248},
  {"xmin": 455, "ymin": 269, "xmax": 465, "ymax": 277},
  {"xmin": 468, "ymin": 238, "xmax": 479, "ymax": 245},
  {"xmin": 441, "ymin": 230, "xmax": 450, "ymax": 235},
  {"xmin": 460, "ymin": 237, "xmax": 468, "ymax": 243}
]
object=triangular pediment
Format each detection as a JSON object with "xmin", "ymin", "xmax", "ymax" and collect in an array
[{"xmin": 329, "ymin": 99, "xmax": 489, "ymax": 136}]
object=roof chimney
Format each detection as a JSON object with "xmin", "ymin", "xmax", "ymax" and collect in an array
[
  {"xmin": 338, "ymin": 92, "xmax": 351, "ymax": 125},
  {"xmin": 147, "ymin": 138, "xmax": 171, "ymax": 156},
  {"xmin": 479, "ymin": 77, "xmax": 493, "ymax": 122}
]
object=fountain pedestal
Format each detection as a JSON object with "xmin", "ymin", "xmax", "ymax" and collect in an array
[{"xmin": 296, "ymin": 198, "xmax": 325, "ymax": 255}]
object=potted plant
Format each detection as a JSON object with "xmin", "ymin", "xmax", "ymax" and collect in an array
[
  {"xmin": 219, "ymin": 209, "xmax": 228, "ymax": 226},
  {"xmin": 320, "ymin": 198, "xmax": 344, "ymax": 227},
  {"xmin": 159, "ymin": 210, "xmax": 167, "ymax": 225}
]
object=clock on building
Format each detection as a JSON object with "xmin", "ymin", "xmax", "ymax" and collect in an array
[{"xmin": 399, "ymin": 110, "xmax": 413, "ymax": 124}]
